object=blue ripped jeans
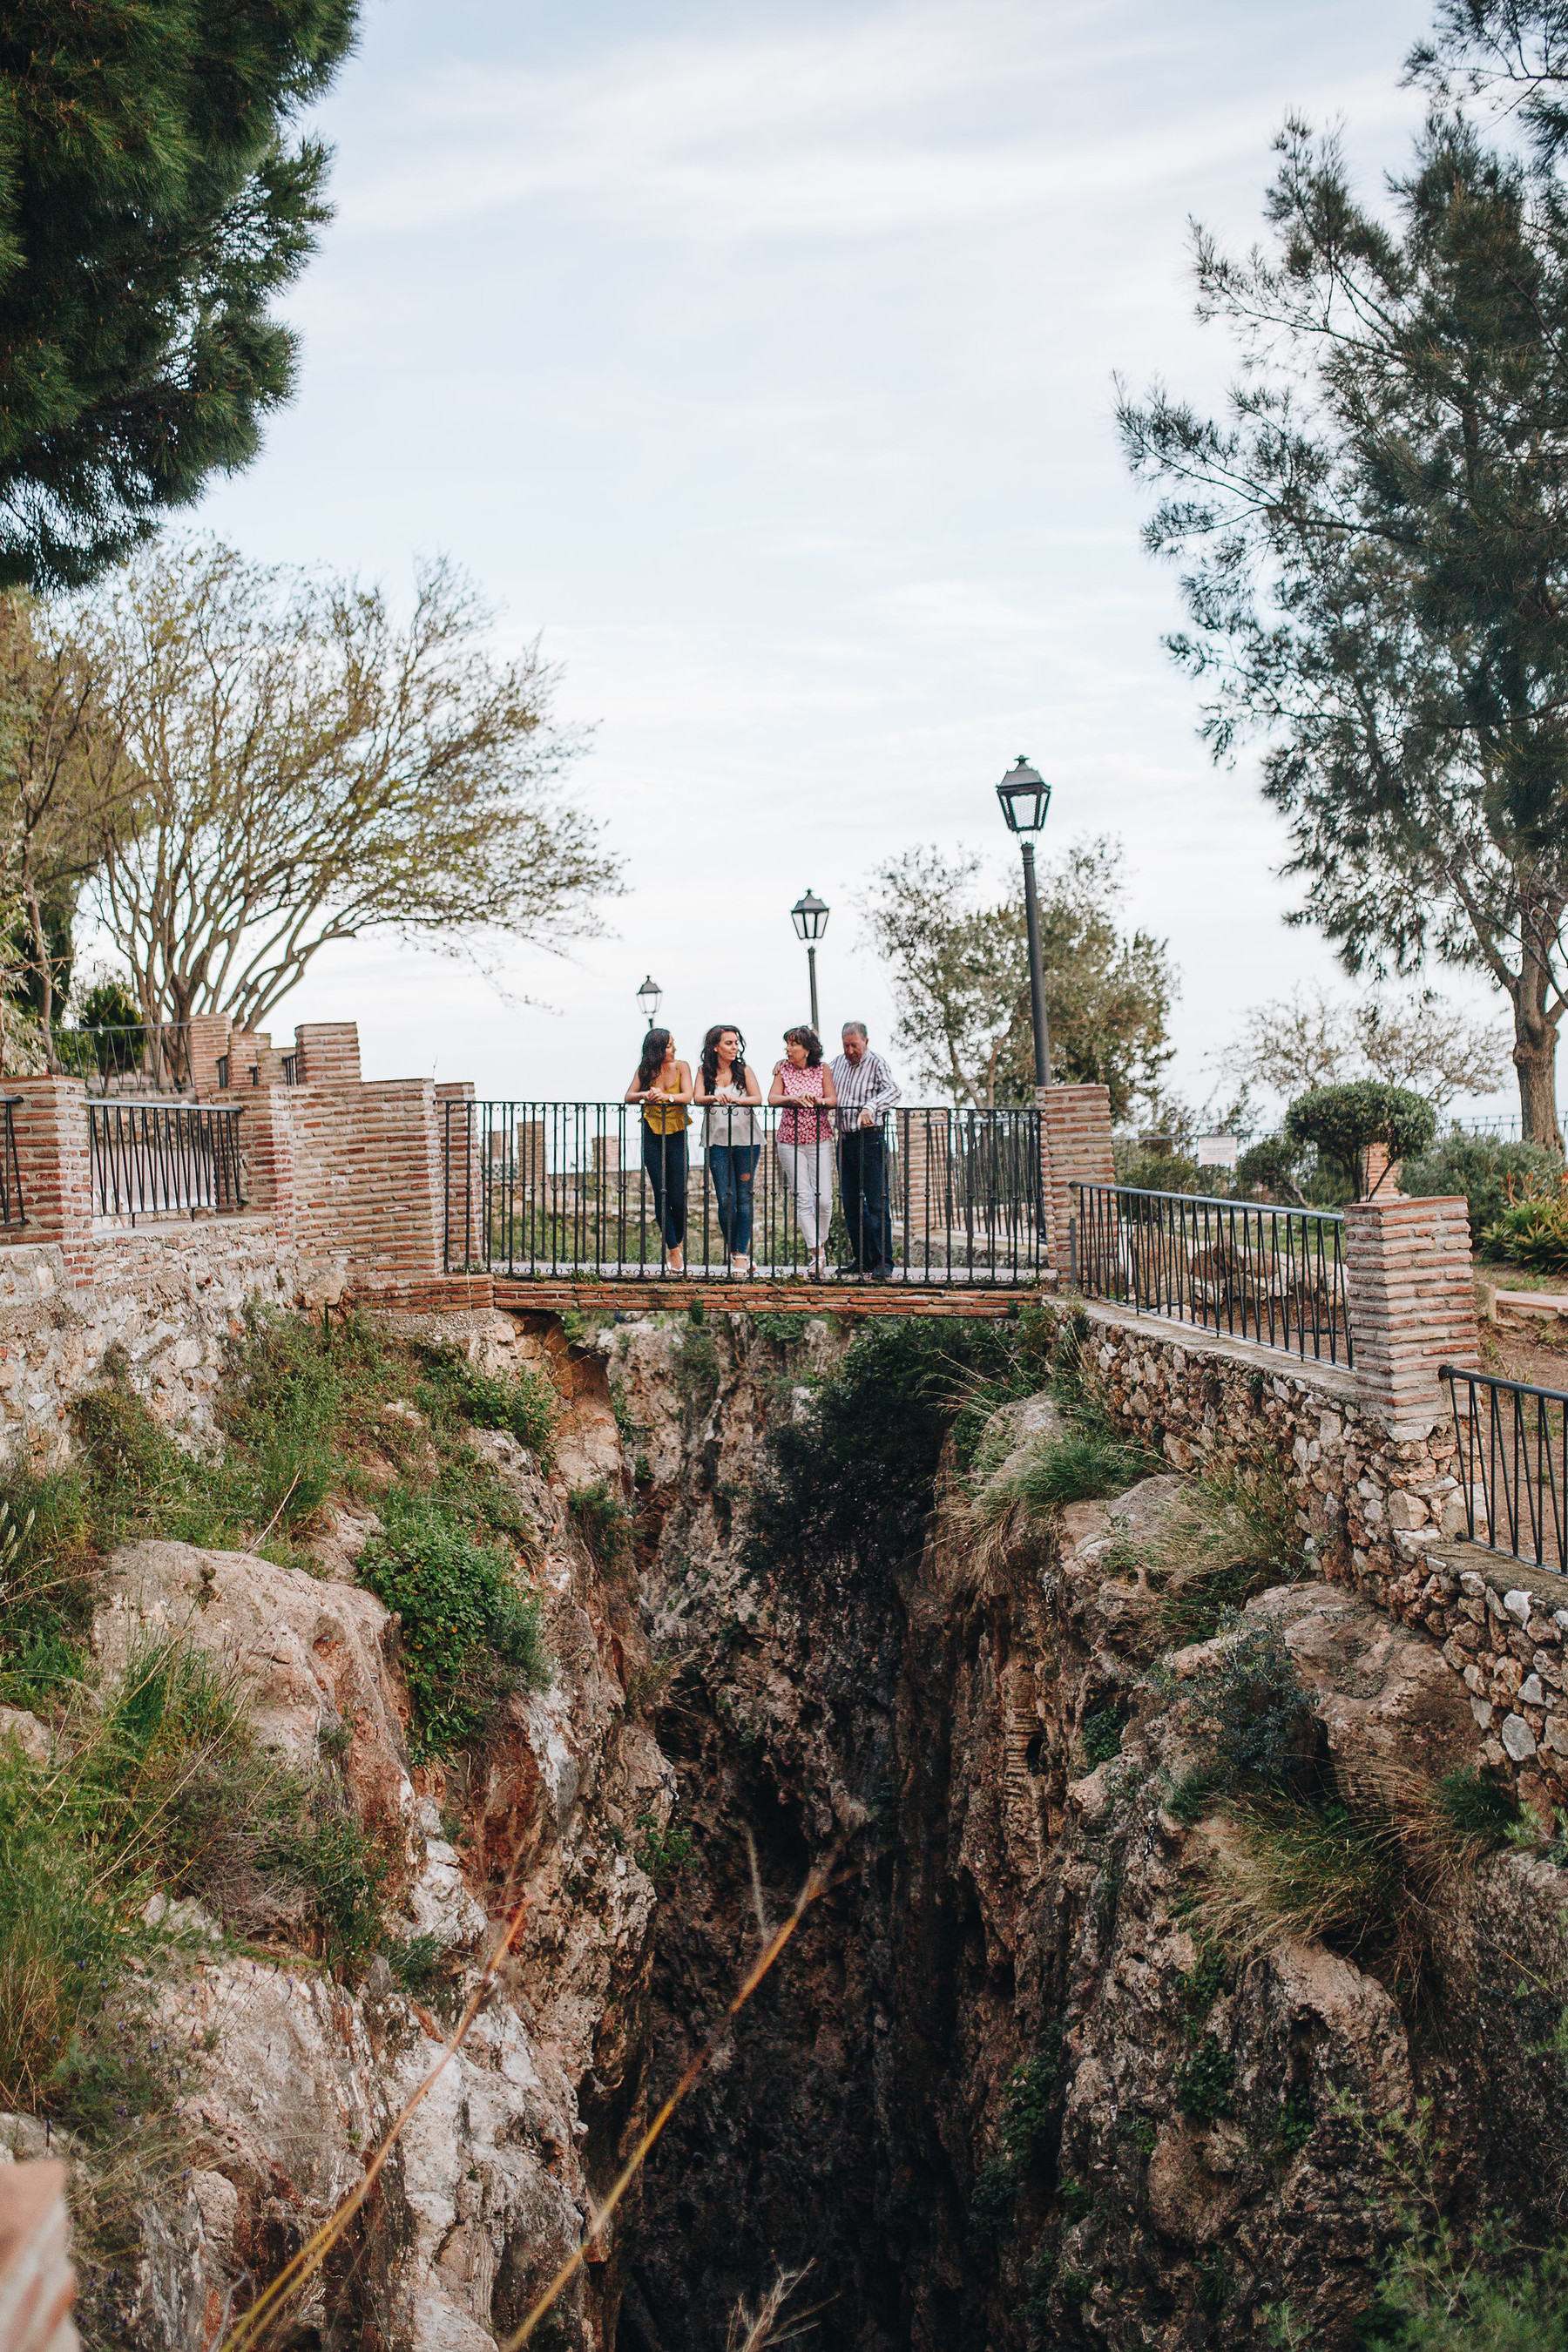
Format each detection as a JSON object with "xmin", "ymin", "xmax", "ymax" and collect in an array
[{"xmin": 707, "ymin": 1144, "xmax": 760, "ymax": 1257}]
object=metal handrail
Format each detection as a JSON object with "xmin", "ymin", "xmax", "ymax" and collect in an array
[
  {"xmin": 90, "ymin": 1102, "xmax": 244, "ymax": 1221},
  {"xmin": 442, "ymin": 1099, "xmax": 1044, "ymax": 1286},
  {"xmin": 50, "ymin": 1021, "xmax": 193, "ymax": 1097},
  {"xmin": 1071, "ymin": 1181, "xmax": 1353, "ymax": 1366},
  {"xmin": 1441, "ymin": 1362, "xmax": 1568, "ymax": 1577}
]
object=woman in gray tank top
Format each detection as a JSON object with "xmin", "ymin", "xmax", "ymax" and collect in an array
[{"xmin": 693, "ymin": 1024, "xmax": 761, "ymax": 1272}]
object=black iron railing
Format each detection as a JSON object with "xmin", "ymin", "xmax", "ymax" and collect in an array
[
  {"xmin": 0, "ymin": 1099, "xmax": 24, "ymax": 1229},
  {"xmin": 90, "ymin": 1103, "xmax": 243, "ymax": 1220},
  {"xmin": 1071, "ymin": 1183, "xmax": 1353, "ymax": 1365},
  {"xmin": 51, "ymin": 1022, "xmax": 193, "ymax": 1097},
  {"xmin": 442, "ymin": 1101, "xmax": 1043, "ymax": 1285},
  {"xmin": 1442, "ymin": 1364, "xmax": 1567, "ymax": 1577}
]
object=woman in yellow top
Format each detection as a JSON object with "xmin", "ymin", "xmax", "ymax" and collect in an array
[{"xmin": 625, "ymin": 1027, "xmax": 693, "ymax": 1271}]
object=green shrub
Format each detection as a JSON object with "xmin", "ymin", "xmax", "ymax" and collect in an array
[
  {"xmin": 1118, "ymin": 1149, "xmax": 1204, "ymax": 1195},
  {"xmin": 1284, "ymin": 1081, "xmax": 1437, "ymax": 1197},
  {"xmin": 570, "ymin": 1477, "xmax": 632, "ymax": 1572},
  {"xmin": 1401, "ymin": 1132, "xmax": 1563, "ymax": 1252},
  {"xmin": 633, "ymin": 1810, "xmax": 695, "ymax": 1883},
  {"xmin": 1277, "ymin": 2085, "xmax": 1314, "ymax": 2154},
  {"xmin": 1001, "ymin": 2052, "xmax": 1059, "ymax": 2169},
  {"xmin": 361, "ymin": 1493, "xmax": 549, "ymax": 1759},
  {"xmin": 1173, "ymin": 2038, "xmax": 1234, "ymax": 2124},
  {"xmin": 1482, "ymin": 1168, "xmax": 1568, "ymax": 1276},
  {"xmin": 1175, "ymin": 1619, "xmax": 1316, "ymax": 1794},
  {"xmin": 1082, "ymin": 1705, "xmax": 1126, "ymax": 1767},
  {"xmin": 421, "ymin": 1348, "xmax": 559, "ymax": 1462},
  {"xmin": 1235, "ymin": 1134, "xmax": 1310, "ymax": 1205},
  {"xmin": 968, "ymin": 2153, "xmax": 1017, "ymax": 2252}
]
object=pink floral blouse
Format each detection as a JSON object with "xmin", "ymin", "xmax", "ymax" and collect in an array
[{"xmin": 774, "ymin": 1059, "xmax": 835, "ymax": 1145}]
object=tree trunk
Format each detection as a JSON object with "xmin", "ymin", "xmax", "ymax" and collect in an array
[{"xmin": 1513, "ymin": 963, "xmax": 1564, "ymax": 1156}]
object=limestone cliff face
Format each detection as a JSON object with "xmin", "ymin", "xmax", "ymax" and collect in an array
[
  {"xmin": 57, "ymin": 1306, "xmax": 1568, "ymax": 2349},
  {"xmin": 66, "ymin": 1315, "xmax": 675, "ymax": 2352},
  {"xmin": 600, "ymin": 1314, "xmax": 1568, "ymax": 2352}
]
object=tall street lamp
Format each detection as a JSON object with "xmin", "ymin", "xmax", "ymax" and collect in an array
[
  {"xmin": 636, "ymin": 974, "xmax": 663, "ymax": 1031},
  {"xmin": 995, "ymin": 756, "xmax": 1051, "ymax": 1089},
  {"xmin": 790, "ymin": 889, "xmax": 829, "ymax": 1031}
]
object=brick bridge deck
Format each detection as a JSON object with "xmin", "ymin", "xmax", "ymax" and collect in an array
[{"xmin": 493, "ymin": 1276, "xmax": 1048, "ymax": 1318}]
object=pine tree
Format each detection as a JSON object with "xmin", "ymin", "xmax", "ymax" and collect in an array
[{"xmin": 0, "ymin": 1, "xmax": 357, "ymax": 592}]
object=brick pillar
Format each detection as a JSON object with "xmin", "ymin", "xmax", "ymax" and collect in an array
[
  {"xmin": 0, "ymin": 2160, "xmax": 78, "ymax": 2352},
  {"xmin": 1362, "ymin": 1141, "xmax": 1403, "ymax": 1197},
  {"xmin": 10, "ymin": 1078, "xmax": 92, "ymax": 1281},
  {"xmin": 1342, "ymin": 1193, "xmax": 1478, "ymax": 1429},
  {"xmin": 236, "ymin": 1083, "xmax": 296, "ymax": 1234},
  {"xmin": 294, "ymin": 1023, "xmax": 362, "ymax": 1088},
  {"xmin": 185, "ymin": 1012, "xmax": 232, "ymax": 1099},
  {"xmin": 435, "ymin": 1081, "xmax": 478, "ymax": 1270},
  {"xmin": 1037, "ymin": 1084, "xmax": 1115, "ymax": 1277}
]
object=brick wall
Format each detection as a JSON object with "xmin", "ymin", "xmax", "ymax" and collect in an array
[
  {"xmin": 8, "ymin": 1079, "xmax": 91, "ymax": 1285},
  {"xmin": 1037, "ymin": 1084, "xmax": 1115, "ymax": 1274}
]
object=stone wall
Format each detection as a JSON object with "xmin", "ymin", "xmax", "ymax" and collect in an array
[
  {"xmin": 1077, "ymin": 1298, "xmax": 1568, "ymax": 1817},
  {"xmin": 0, "ymin": 1218, "xmax": 308, "ymax": 1464}
]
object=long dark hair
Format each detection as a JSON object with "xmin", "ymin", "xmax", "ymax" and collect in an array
[
  {"xmin": 700, "ymin": 1024, "xmax": 747, "ymax": 1092},
  {"xmin": 783, "ymin": 1024, "xmax": 822, "ymax": 1067},
  {"xmin": 638, "ymin": 1027, "xmax": 673, "ymax": 1092}
]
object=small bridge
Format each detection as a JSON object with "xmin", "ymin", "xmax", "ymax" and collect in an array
[{"xmin": 445, "ymin": 1100, "xmax": 1051, "ymax": 1314}]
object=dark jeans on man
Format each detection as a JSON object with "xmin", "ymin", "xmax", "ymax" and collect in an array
[
  {"xmin": 838, "ymin": 1125, "xmax": 892, "ymax": 1272},
  {"xmin": 642, "ymin": 1127, "xmax": 687, "ymax": 1250},
  {"xmin": 707, "ymin": 1143, "xmax": 760, "ymax": 1258}
]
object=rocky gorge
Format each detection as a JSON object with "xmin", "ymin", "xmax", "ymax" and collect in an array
[{"xmin": 3, "ymin": 1294, "xmax": 1567, "ymax": 2349}]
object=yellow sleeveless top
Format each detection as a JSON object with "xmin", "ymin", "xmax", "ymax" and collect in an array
[{"xmin": 641, "ymin": 1092, "xmax": 690, "ymax": 1135}]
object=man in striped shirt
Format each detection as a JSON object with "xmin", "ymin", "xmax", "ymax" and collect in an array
[{"xmin": 831, "ymin": 1023, "xmax": 901, "ymax": 1277}]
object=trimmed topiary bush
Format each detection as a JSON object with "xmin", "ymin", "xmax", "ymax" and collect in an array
[{"xmin": 1283, "ymin": 1080, "xmax": 1436, "ymax": 1197}]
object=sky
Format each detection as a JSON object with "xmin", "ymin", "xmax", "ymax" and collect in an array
[{"xmin": 180, "ymin": 0, "xmax": 1511, "ymax": 1123}]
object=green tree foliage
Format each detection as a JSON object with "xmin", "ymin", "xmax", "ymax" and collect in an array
[
  {"xmin": 0, "ymin": 594, "xmax": 145, "ymax": 1048},
  {"xmin": 1119, "ymin": 59, "xmax": 1568, "ymax": 1152},
  {"xmin": 0, "ymin": 0, "xmax": 357, "ymax": 591},
  {"xmin": 1284, "ymin": 1082, "xmax": 1437, "ymax": 1196},
  {"xmin": 1401, "ymin": 1129, "xmax": 1564, "ymax": 1245},
  {"xmin": 860, "ymin": 837, "xmax": 1175, "ymax": 1116},
  {"xmin": 66, "ymin": 540, "xmax": 618, "ymax": 1026}
]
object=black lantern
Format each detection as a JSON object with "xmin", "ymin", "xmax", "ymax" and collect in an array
[
  {"xmin": 636, "ymin": 974, "xmax": 663, "ymax": 1027},
  {"xmin": 790, "ymin": 890, "xmax": 829, "ymax": 1030},
  {"xmin": 790, "ymin": 889, "xmax": 829, "ymax": 943},
  {"xmin": 995, "ymin": 755, "xmax": 1051, "ymax": 835}
]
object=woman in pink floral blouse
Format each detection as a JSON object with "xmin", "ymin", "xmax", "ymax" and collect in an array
[{"xmin": 767, "ymin": 1025, "xmax": 838, "ymax": 1275}]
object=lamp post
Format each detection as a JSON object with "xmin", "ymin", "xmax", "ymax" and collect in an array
[
  {"xmin": 636, "ymin": 974, "xmax": 663, "ymax": 1031},
  {"xmin": 995, "ymin": 756, "xmax": 1051, "ymax": 1089},
  {"xmin": 790, "ymin": 889, "xmax": 829, "ymax": 1031}
]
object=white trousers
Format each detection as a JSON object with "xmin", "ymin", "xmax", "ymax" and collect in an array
[{"xmin": 777, "ymin": 1139, "xmax": 835, "ymax": 1253}]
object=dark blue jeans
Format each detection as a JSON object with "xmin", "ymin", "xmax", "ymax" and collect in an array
[
  {"xmin": 642, "ymin": 1126, "xmax": 687, "ymax": 1250},
  {"xmin": 838, "ymin": 1127, "xmax": 892, "ymax": 1271},
  {"xmin": 708, "ymin": 1143, "xmax": 760, "ymax": 1257}
]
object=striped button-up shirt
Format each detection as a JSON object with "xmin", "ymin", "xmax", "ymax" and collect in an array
[{"xmin": 829, "ymin": 1046, "xmax": 901, "ymax": 1133}]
